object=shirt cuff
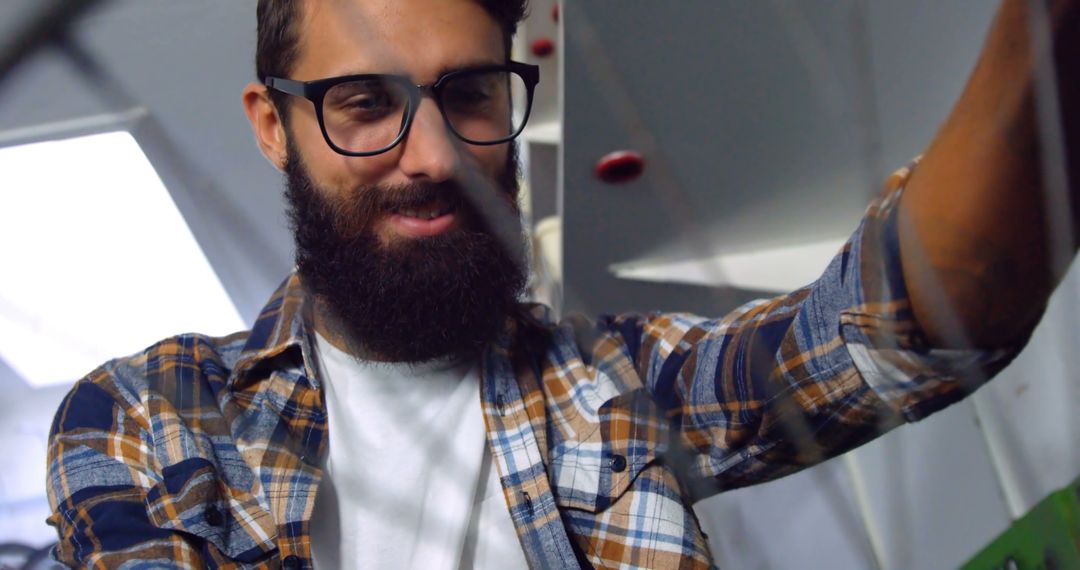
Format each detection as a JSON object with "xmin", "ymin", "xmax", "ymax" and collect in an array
[{"xmin": 838, "ymin": 160, "xmax": 1024, "ymax": 422}]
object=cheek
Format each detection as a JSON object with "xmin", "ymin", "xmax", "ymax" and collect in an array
[
  {"xmin": 296, "ymin": 130, "xmax": 394, "ymax": 193},
  {"xmin": 466, "ymin": 144, "xmax": 510, "ymax": 180},
  {"xmin": 335, "ymin": 152, "xmax": 398, "ymax": 189}
]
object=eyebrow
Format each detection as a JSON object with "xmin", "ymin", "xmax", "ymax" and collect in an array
[
  {"xmin": 430, "ymin": 59, "xmax": 506, "ymax": 81},
  {"xmin": 331, "ymin": 59, "xmax": 506, "ymax": 83}
]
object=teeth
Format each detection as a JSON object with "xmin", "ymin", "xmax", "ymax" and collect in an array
[{"xmin": 398, "ymin": 203, "xmax": 451, "ymax": 219}]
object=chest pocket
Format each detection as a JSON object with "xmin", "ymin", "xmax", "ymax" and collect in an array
[
  {"xmin": 549, "ymin": 388, "xmax": 671, "ymax": 512},
  {"xmin": 145, "ymin": 457, "xmax": 278, "ymax": 563}
]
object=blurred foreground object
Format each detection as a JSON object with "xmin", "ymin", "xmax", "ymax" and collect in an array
[{"xmin": 962, "ymin": 474, "xmax": 1080, "ymax": 569}]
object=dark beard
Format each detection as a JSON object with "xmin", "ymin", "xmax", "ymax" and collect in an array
[{"xmin": 285, "ymin": 145, "xmax": 528, "ymax": 362}]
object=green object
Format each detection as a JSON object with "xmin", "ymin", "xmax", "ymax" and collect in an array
[{"xmin": 961, "ymin": 476, "xmax": 1080, "ymax": 570}]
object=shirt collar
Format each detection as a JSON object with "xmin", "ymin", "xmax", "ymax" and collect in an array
[{"xmin": 230, "ymin": 271, "xmax": 321, "ymax": 390}]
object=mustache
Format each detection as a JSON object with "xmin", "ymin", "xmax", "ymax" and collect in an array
[
  {"xmin": 318, "ymin": 180, "xmax": 474, "ymax": 237},
  {"xmin": 373, "ymin": 181, "xmax": 468, "ymax": 214}
]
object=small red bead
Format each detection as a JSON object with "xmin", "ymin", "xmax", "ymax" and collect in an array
[
  {"xmin": 595, "ymin": 151, "xmax": 646, "ymax": 184},
  {"xmin": 531, "ymin": 38, "xmax": 555, "ymax": 58}
]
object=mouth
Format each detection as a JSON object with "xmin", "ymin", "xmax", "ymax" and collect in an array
[{"xmin": 385, "ymin": 199, "xmax": 458, "ymax": 238}]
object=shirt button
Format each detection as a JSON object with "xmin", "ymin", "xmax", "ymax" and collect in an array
[
  {"xmin": 521, "ymin": 491, "xmax": 534, "ymax": 515},
  {"xmin": 203, "ymin": 506, "xmax": 224, "ymax": 527},
  {"xmin": 610, "ymin": 454, "xmax": 627, "ymax": 473},
  {"xmin": 282, "ymin": 555, "xmax": 303, "ymax": 570}
]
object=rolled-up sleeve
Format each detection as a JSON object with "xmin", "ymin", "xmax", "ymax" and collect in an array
[{"xmin": 836, "ymin": 161, "xmax": 1021, "ymax": 421}]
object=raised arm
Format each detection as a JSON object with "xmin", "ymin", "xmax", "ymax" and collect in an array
[{"xmin": 900, "ymin": 0, "xmax": 1080, "ymax": 349}]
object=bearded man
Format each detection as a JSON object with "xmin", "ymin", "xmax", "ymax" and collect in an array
[{"xmin": 46, "ymin": 0, "xmax": 1080, "ymax": 568}]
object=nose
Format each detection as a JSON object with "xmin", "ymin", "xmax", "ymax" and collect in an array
[{"xmin": 396, "ymin": 96, "xmax": 461, "ymax": 183}]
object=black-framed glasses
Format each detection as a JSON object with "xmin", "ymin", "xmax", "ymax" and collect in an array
[{"xmin": 265, "ymin": 61, "xmax": 540, "ymax": 157}]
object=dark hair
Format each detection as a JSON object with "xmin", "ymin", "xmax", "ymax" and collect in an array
[{"xmin": 256, "ymin": 0, "xmax": 530, "ymax": 113}]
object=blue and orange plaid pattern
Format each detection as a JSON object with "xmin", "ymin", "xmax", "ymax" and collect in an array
[{"xmin": 46, "ymin": 163, "xmax": 1021, "ymax": 568}]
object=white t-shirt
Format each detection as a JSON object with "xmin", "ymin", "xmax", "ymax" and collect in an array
[{"xmin": 310, "ymin": 333, "xmax": 529, "ymax": 570}]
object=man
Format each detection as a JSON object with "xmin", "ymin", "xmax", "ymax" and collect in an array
[{"xmin": 46, "ymin": 0, "xmax": 1078, "ymax": 568}]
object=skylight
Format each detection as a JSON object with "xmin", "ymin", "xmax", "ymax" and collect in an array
[{"xmin": 0, "ymin": 131, "xmax": 246, "ymax": 388}]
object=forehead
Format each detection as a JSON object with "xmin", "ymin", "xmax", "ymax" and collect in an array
[{"xmin": 292, "ymin": 0, "xmax": 505, "ymax": 81}]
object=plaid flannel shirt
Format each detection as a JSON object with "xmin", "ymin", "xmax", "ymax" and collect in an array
[{"xmin": 47, "ymin": 163, "xmax": 1021, "ymax": 569}]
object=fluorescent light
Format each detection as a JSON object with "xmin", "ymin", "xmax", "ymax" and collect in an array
[
  {"xmin": 0, "ymin": 131, "xmax": 245, "ymax": 388},
  {"xmin": 610, "ymin": 238, "xmax": 848, "ymax": 293}
]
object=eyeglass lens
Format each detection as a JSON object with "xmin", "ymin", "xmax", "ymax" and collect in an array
[{"xmin": 321, "ymin": 70, "xmax": 528, "ymax": 154}]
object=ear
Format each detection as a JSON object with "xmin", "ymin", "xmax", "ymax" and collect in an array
[{"xmin": 242, "ymin": 82, "xmax": 289, "ymax": 171}]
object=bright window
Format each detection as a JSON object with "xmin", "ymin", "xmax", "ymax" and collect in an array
[{"xmin": 0, "ymin": 131, "xmax": 245, "ymax": 387}]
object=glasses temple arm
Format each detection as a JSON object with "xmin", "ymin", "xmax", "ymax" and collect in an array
[{"xmin": 265, "ymin": 76, "xmax": 307, "ymax": 98}]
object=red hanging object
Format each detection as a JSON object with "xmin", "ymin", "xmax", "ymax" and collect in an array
[
  {"xmin": 531, "ymin": 38, "xmax": 555, "ymax": 58},
  {"xmin": 595, "ymin": 151, "xmax": 646, "ymax": 184},
  {"xmin": 552, "ymin": 3, "xmax": 559, "ymax": 23}
]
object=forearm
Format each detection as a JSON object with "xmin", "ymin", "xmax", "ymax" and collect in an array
[{"xmin": 899, "ymin": 0, "xmax": 1080, "ymax": 348}]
